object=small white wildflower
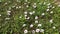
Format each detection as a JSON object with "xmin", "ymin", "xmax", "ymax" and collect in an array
[
  {"xmin": 24, "ymin": 3, "xmax": 27, "ymax": 5},
  {"xmin": 32, "ymin": 11, "xmax": 35, "ymax": 14},
  {"xmin": 24, "ymin": 11, "xmax": 27, "ymax": 14},
  {"xmin": 43, "ymin": 2, "xmax": 46, "ymax": 5},
  {"xmin": 41, "ymin": 13, "xmax": 45, "ymax": 16},
  {"xmin": 47, "ymin": 3, "xmax": 51, "ymax": 6},
  {"xmin": 7, "ymin": 13, "xmax": 11, "ymax": 15},
  {"xmin": 28, "ymin": 2, "xmax": 30, "ymax": 3},
  {"xmin": 50, "ymin": 11, "xmax": 53, "ymax": 13},
  {"xmin": 16, "ymin": 6, "xmax": 19, "ymax": 9},
  {"xmin": 52, "ymin": 26, "xmax": 56, "ymax": 29},
  {"xmin": 15, "ymin": 4, "xmax": 17, "ymax": 5},
  {"xmin": 52, "ymin": 6, "xmax": 55, "ymax": 9},
  {"xmin": 38, "ymin": 24, "xmax": 42, "ymax": 27},
  {"xmin": 23, "ymin": 24, "xmax": 26, "ymax": 27},
  {"xmin": 35, "ymin": 16, "xmax": 38, "ymax": 19},
  {"xmin": 47, "ymin": 6, "xmax": 50, "ymax": 8},
  {"xmin": 24, "ymin": 29, "xmax": 28, "ymax": 34},
  {"xmin": 49, "ymin": 19, "xmax": 53, "ymax": 23},
  {"xmin": 5, "ymin": 18, "xmax": 10, "ymax": 20},
  {"xmin": 40, "ymin": 29, "xmax": 44, "ymax": 32},
  {"xmin": 35, "ymin": 20, "xmax": 38, "ymax": 23},
  {"xmin": 29, "ymin": 12, "xmax": 33, "ymax": 15},
  {"xmin": 7, "ymin": 11, "xmax": 11, "ymax": 13},
  {"xmin": 12, "ymin": 6, "xmax": 15, "ymax": 8},
  {"xmin": 34, "ymin": 3, "xmax": 36, "ymax": 5},
  {"xmin": 32, "ymin": 30, "xmax": 35, "ymax": 34},
  {"xmin": 24, "ymin": 15, "xmax": 27, "ymax": 17},
  {"xmin": 26, "ymin": 5, "xmax": 29, "ymax": 8},
  {"xmin": 46, "ymin": 9, "xmax": 49, "ymax": 11},
  {"xmin": 50, "ymin": 5, "xmax": 52, "ymax": 7},
  {"xmin": 30, "ymin": 24, "xmax": 33, "ymax": 28},
  {"xmin": 19, "ymin": 16, "xmax": 22, "ymax": 18},
  {"xmin": 19, "ymin": 6, "xmax": 21, "ymax": 8},
  {"xmin": 39, "ymin": 3, "xmax": 41, "ymax": 5},
  {"xmin": 0, "ymin": 14, "xmax": 1, "ymax": 16},
  {"xmin": 26, "ymin": 17, "xmax": 30, "ymax": 19},
  {"xmin": 36, "ymin": 29, "xmax": 40, "ymax": 32},
  {"xmin": 33, "ymin": 5, "xmax": 36, "ymax": 8},
  {"xmin": 5, "ymin": 2, "xmax": 7, "ymax": 5},
  {"xmin": 7, "ymin": 11, "xmax": 11, "ymax": 15}
]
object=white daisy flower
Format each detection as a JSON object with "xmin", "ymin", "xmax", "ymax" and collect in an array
[
  {"xmin": 26, "ymin": 17, "xmax": 30, "ymax": 19},
  {"xmin": 24, "ymin": 15, "xmax": 27, "ymax": 17},
  {"xmin": 50, "ymin": 5, "xmax": 52, "ymax": 7},
  {"xmin": 28, "ymin": 2, "xmax": 30, "ymax": 3},
  {"xmin": 16, "ymin": 6, "xmax": 19, "ymax": 9},
  {"xmin": 7, "ymin": 13, "xmax": 11, "ymax": 15},
  {"xmin": 24, "ymin": 29, "xmax": 28, "ymax": 34},
  {"xmin": 24, "ymin": 11, "xmax": 27, "ymax": 14},
  {"xmin": 46, "ymin": 9, "xmax": 49, "ymax": 11},
  {"xmin": 35, "ymin": 16, "xmax": 38, "ymax": 19},
  {"xmin": 39, "ymin": 3, "xmax": 41, "ymax": 5},
  {"xmin": 36, "ymin": 29, "xmax": 40, "ymax": 32},
  {"xmin": 33, "ymin": 5, "xmax": 36, "ymax": 8},
  {"xmin": 5, "ymin": 2, "xmax": 7, "ymax": 5},
  {"xmin": 35, "ymin": 20, "xmax": 38, "ymax": 23},
  {"xmin": 19, "ymin": 16, "xmax": 22, "ymax": 18},
  {"xmin": 12, "ymin": 6, "xmax": 15, "ymax": 8},
  {"xmin": 43, "ymin": 2, "xmax": 46, "ymax": 5},
  {"xmin": 23, "ymin": 24, "xmax": 26, "ymax": 27},
  {"xmin": 47, "ymin": 3, "xmax": 51, "ymax": 6},
  {"xmin": 19, "ymin": 6, "xmax": 21, "ymax": 8},
  {"xmin": 30, "ymin": 24, "xmax": 33, "ymax": 28},
  {"xmin": 33, "ymin": 11, "xmax": 35, "ymax": 14},
  {"xmin": 41, "ymin": 13, "xmax": 45, "ymax": 16},
  {"xmin": 50, "ymin": 11, "xmax": 53, "ymax": 13},
  {"xmin": 29, "ymin": 12, "xmax": 33, "ymax": 15},
  {"xmin": 47, "ymin": 6, "xmax": 50, "ymax": 8},
  {"xmin": 52, "ymin": 26, "xmax": 56, "ymax": 29},
  {"xmin": 7, "ymin": 10, "xmax": 11, "ymax": 13},
  {"xmin": 26, "ymin": 5, "xmax": 29, "ymax": 8},
  {"xmin": 0, "ymin": 14, "xmax": 1, "ymax": 16},
  {"xmin": 38, "ymin": 24, "xmax": 42, "ymax": 27},
  {"xmin": 49, "ymin": 19, "xmax": 53, "ymax": 23},
  {"xmin": 24, "ymin": 3, "xmax": 27, "ymax": 5},
  {"xmin": 5, "ymin": 18, "xmax": 10, "ymax": 20},
  {"xmin": 7, "ymin": 11, "xmax": 11, "ymax": 15},
  {"xmin": 34, "ymin": 3, "xmax": 36, "ymax": 5},
  {"xmin": 40, "ymin": 29, "xmax": 44, "ymax": 32},
  {"xmin": 32, "ymin": 30, "xmax": 35, "ymax": 34},
  {"xmin": 52, "ymin": 6, "xmax": 55, "ymax": 9}
]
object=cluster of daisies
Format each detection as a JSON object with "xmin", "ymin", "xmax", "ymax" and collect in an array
[
  {"xmin": 21, "ymin": 0, "xmax": 60, "ymax": 34},
  {"xmin": 20, "ymin": 1, "xmax": 59, "ymax": 34},
  {"xmin": 0, "ymin": 0, "xmax": 60, "ymax": 34}
]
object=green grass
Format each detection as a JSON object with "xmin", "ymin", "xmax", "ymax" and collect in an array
[{"xmin": 0, "ymin": 0, "xmax": 60, "ymax": 34}]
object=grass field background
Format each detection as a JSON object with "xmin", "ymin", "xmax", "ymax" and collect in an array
[{"xmin": 0, "ymin": 0, "xmax": 60, "ymax": 34}]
